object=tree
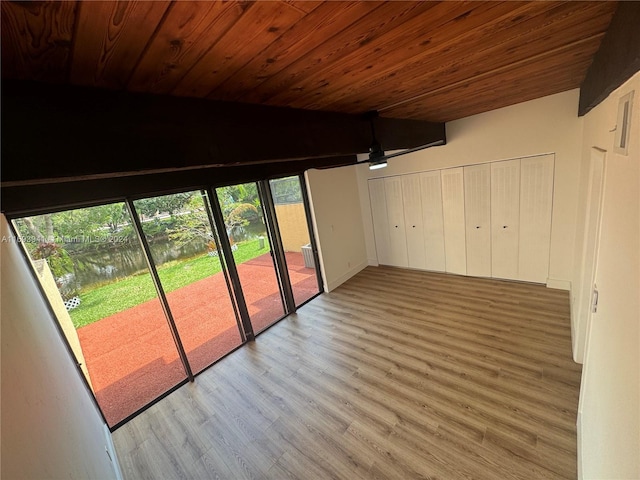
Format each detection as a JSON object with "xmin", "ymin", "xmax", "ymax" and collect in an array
[
  {"xmin": 164, "ymin": 192, "xmax": 214, "ymax": 247},
  {"xmin": 100, "ymin": 203, "xmax": 127, "ymax": 233},
  {"xmin": 217, "ymin": 183, "xmax": 259, "ymax": 214},
  {"xmin": 270, "ymin": 176, "xmax": 302, "ymax": 204},
  {"xmin": 134, "ymin": 192, "xmax": 194, "ymax": 218},
  {"xmin": 20, "ymin": 214, "xmax": 54, "ymax": 242},
  {"xmin": 216, "ymin": 183, "xmax": 263, "ymax": 242},
  {"xmin": 14, "ymin": 204, "xmax": 133, "ymax": 289},
  {"xmin": 15, "ymin": 214, "xmax": 77, "ymax": 299}
]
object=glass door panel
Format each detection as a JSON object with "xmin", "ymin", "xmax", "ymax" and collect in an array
[
  {"xmin": 14, "ymin": 204, "xmax": 187, "ymax": 427},
  {"xmin": 269, "ymin": 176, "xmax": 322, "ymax": 306},
  {"xmin": 133, "ymin": 191, "xmax": 243, "ymax": 374},
  {"xmin": 216, "ymin": 183, "xmax": 285, "ymax": 333}
]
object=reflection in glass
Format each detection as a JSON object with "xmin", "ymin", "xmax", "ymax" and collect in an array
[
  {"xmin": 217, "ymin": 183, "xmax": 285, "ymax": 333},
  {"xmin": 14, "ymin": 204, "xmax": 187, "ymax": 426},
  {"xmin": 270, "ymin": 176, "xmax": 321, "ymax": 306},
  {"xmin": 133, "ymin": 191, "xmax": 243, "ymax": 374}
]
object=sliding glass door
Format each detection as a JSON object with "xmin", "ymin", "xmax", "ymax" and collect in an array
[
  {"xmin": 14, "ymin": 204, "xmax": 189, "ymax": 427},
  {"xmin": 132, "ymin": 191, "xmax": 243, "ymax": 375},
  {"xmin": 13, "ymin": 176, "xmax": 322, "ymax": 428},
  {"xmin": 216, "ymin": 182, "xmax": 285, "ymax": 333},
  {"xmin": 269, "ymin": 176, "xmax": 322, "ymax": 307}
]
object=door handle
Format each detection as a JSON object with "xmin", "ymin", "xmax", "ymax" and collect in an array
[{"xmin": 592, "ymin": 286, "xmax": 599, "ymax": 313}]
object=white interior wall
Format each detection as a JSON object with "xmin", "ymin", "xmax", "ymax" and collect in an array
[
  {"xmin": 357, "ymin": 89, "xmax": 584, "ymax": 289},
  {"xmin": 0, "ymin": 215, "xmax": 119, "ymax": 480},
  {"xmin": 305, "ymin": 165, "xmax": 368, "ymax": 291},
  {"xmin": 575, "ymin": 72, "xmax": 640, "ymax": 479}
]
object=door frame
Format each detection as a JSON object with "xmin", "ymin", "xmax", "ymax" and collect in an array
[
  {"xmin": 574, "ymin": 148, "xmax": 606, "ymax": 363},
  {"xmin": 576, "ymin": 147, "xmax": 607, "ymax": 480}
]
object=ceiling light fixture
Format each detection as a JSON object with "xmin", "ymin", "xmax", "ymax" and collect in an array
[
  {"xmin": 369, "ymin": 159, "xmax": 388, "ymax": 170},
  {"xmin": 366, "ymin": 111, "xmax": 445, "ymax": 171},
  {"xmin": 367, "ymin": 112, "xmax": 387, "ymax": 170}
]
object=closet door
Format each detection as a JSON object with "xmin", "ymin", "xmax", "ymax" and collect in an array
[
  {"xmin": 491, "ymin": 160, "xmax": 520, "ymax": 280},
  {"xmin": 420, "ymin": 171, "xmax": 446, "ymax": 272},
  {"xmin": 464, "ymin": 164, "xmax": 492, "ymax": 277},
  {"xmin": 384, "ymin": 177, "xmax": 409, "ymax": 267},
  {"xmin": 519, "ymin": 154, "xmax": 554, "ymax": 283},
  {"xmin": 402, "ymin": 174, "xmax": 427, "ymax": 269},
  {"xmin": 441, "ymin": 168, "xmax": 466, "ymax": 275},
  {"xmin": 369, "ymin": 179, "xmax": 391, "ymax": 266}
]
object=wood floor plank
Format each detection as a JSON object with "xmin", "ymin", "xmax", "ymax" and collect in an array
[{"xmin": 113, "ymin": 266, "xmax": 581, "ymax": 479}]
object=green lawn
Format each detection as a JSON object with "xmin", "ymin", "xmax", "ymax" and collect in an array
[{"xmin": 69, "ymin": 237, "xmax": 270, "ymax": 328}]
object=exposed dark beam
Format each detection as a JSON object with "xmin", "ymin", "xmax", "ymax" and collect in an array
[
  {"xmin": 579, "ymin": 2, "xmax": 640, "ymax": 116},
  {"xmin": 1, "ymin": 80, "xmax": 445, "ymax": 184},
  {"xmin": 1, "ymin": 156, "xmax": 358, "ymax": 216}
]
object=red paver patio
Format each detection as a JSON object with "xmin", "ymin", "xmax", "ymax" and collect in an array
[{"xmin": 77, "ymin": 252, "xmax": 319, "ymax": 426}]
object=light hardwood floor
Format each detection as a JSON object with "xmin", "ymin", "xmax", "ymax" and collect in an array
[{"xmin": 113, "ymin": 266, "xmax": 582, "ymax": 479}]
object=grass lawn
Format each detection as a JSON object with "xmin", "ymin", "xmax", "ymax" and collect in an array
[{"xmin": 70, "ymin": 238, "xmax": 270, "ymax": 328}]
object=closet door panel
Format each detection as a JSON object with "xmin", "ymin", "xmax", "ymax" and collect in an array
[
  {"xmin": 402, "ymin": 174, "xmax": 427, "ymax": 269},
  {"xmin": 368, "ymin": 179, "xmax": 391, "ymax": 266},
  {"xmin": 491, "ymin": 160, "xmax": 520, "ymax": 280},
  {"xmin": 519, "ymin": 155, "xmax": 554, "ymax": 283},
  {"xmin": 384, "ymin": 177, "xmax": 409, "ymax": 268},
  {"xmin": 420, "ymin": 171, "xmax": 446, "ymax": 272},
  {"xmin": 464, "ymin": 164, "xmax": 492, "ymax": 277},
  {"xmin": 441, "ymin": 168, "xmax": 467, "ymax": 275}
]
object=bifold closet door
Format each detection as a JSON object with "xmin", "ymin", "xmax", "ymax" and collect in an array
[
  {"xmin": 464, "ymin": 164, "xmax": 491, "ymax": 277},
  {"xmin": 402, "ymin": 174, "xmax": 427, "ymax": 269},
  {"xmin": 420, "ymin": 171, "xmax": 446, "ymax": 272},
  {"xmin": 369, "ymin": 179, "xmax": 391, "ymax": 266},
  {"xmin": 491, "ymin": 160, "xmax": 520, "ymax": 280},
  {"xmin": 384, "ymin": 177, "xmax": 409, "ymax": 267},
  {"xmin": 519, "ymin": 155, "xmax": 554, "ymax": 283},
  {"xmin": 441, "ymin": 168, "xmax": 466, "ymax": 275}
]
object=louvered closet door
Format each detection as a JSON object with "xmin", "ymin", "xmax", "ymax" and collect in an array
[
  {"xmin": 402, "ymin": 174, "xmax": 427, "ymax": 269},
  {"xmin": 491, "ymin": 160, "xmax": 520, "ymax": 280},
  {"xmin": 441, "ymin": 168, "xmax": 466, "ymax": 275},
  {"xmin": 464, "ymin": 164, "xmax": 492, "ymax": 277},
  {"xmin": 384, "ymin": 177, "xmax": 409, "ymax": 267},
  {"xmin": 519, "ymin": 154, "xmax": 554, "ymax": 283},
  {"xmin": 369, "ymin": 179, "xmax": 391, "ymax": 266},
  {"xmin": 420, "ymin": 171, "xmax": 446, "ymax": 272}
]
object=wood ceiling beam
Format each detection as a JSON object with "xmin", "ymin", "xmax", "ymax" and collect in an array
[
  {"xmin": 0, "ymin": 155, "xmax": 355, "ymax": 217},
  {"xmin": 1, "ymin": 80, "xmax": 445, "ymax": 185},
  {"xmin": 579, "ymin": 2, "xmax": 640, "ymax": 116}
]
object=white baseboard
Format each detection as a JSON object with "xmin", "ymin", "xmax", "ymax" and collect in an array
[
  {"xmin": 546, "ymin": 278, "xmax": 571, "ymax": 291},
  {"xmin": 104, "ymin": 424, "xmax": 123, "ymax": 480},
  {"xmin": 368, "ymin": 257, "xmax": 379, "ymax": 266},
  {"xmin": 326, "ymin": 261, "xmax": 368, "ymax": 292}
]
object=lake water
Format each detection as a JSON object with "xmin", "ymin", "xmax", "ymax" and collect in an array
[{"xmin": 65, "ymin": 221, "xmax": 267, "ymax": 289}]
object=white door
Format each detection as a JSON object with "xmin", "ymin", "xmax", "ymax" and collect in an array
[
  {"xmin": 574, "ymin": 149, "xmax": 605, "ymax": 363},
  {"xmin": 464, "ymin": 164, "xmax": 492, "ymax": 277},
  {"xmin": 420, "ymin": 171, "xmax": 446, "ymax": 272},
  {"xmin": 368, "ymin": 179, "xmax": 391, "ymax": 266},
  {"xmin": 384, "ymin": 177, "xmax": 409, "ymax": 267},
  {"xmin": 441, "ymin": 168, "xmax": 466, "ymax": 275},
  {"xmin": 519, "ymin": 154, "xmax": 554, "ymax": 283},
  {"xmin": 491, "ymin": 159, "xmax": 521, "ymax": 280},
  {"xmin": 402, "ymin": 174, "xmax": 427, "ymax": 269}
]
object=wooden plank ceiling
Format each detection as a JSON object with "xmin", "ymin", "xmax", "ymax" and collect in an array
[{"xmin": 1, "ymin": 1, "xmax": 617, "ymax": 122}]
